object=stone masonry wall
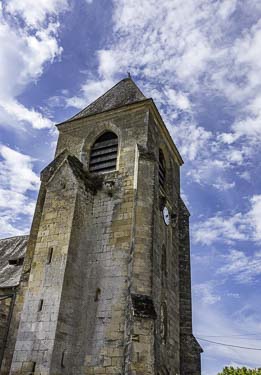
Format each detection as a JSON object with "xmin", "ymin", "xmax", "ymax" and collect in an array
[
  {"xmin": 148, "ymin": 114, "xmax": 181, "ymax": 375},
  {"xmin": 49, "ymin": 166, "xmax": 94, "ymax": 374},
  {"xmin": 11, "ymin": 105, "xmax": 154, "ymax": 374},
  {"xmin": 50, "ymin": 168, "xmax": 132, "ymax": 375},
  {"xmin": 5, "ymin": 99, "xmax": 201, "ymax": 375},
  {"xmin": 0, "ymin": 292, "xmax": 14, "ymax": 370},
  {"xmin": 10, "ymin": 163, "xmax": 79, "ymax": 375},
  {"xmin": 125, "ymin": 145, "xmax": 157, "ymax": 375},
  {"xmin": 51, "ymin": 105, "xmax": 187, "ymax": 374},
  {"xmin": 179, "ymin": 199, "xmax": 202, "ymax": 375},
  {"xmin": 1, "ymin": 187, "xmax": 47, "ymax": 375},
  {"xmin": 70, "ymin": 108, "xmax": 149, "ymax": 375}
]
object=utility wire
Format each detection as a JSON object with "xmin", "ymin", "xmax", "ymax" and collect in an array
[
  {"xmin": 196, "ymin": 337, "xmax": 261, "ymax": 351},
  {"xmin": 197, "ymin": 333, "xmax": 261, "ymax": 338}
]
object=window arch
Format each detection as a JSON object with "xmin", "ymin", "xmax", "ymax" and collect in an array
[
  {"xmin": 160, "ymin": 302, "xmax": 168, "ymax": 343},
  {"xmin": 89, "ymin": 132, "xmax": 118, "ymax": 173},
  {"xmin": 159, "ymin": 149, "xmax": 166, "ymax": 188}
]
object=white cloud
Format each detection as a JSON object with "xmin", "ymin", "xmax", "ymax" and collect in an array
[
  {"xmin": 98, "ymin": 50, "xmax": 119, "ymax": 79},
  {"xmin": 0, "ymin": 189, "xmax": 35, "ymax": 215},
  {"xmin": 194, "ymin": 282, "xmax": 221, "ymax": 305},
  {"xmin": 186, "ymin": 157, "xmax": 236, "ymax": 190},
  {"xmin": 5, "ymin": 0, "xmax": 69, "ymax": 28},
  {"xmin": 193, "ymin": 195, "xmax": 261, "ymax": 245},
  {"xmin": 0, "ymin": 216, "xmax": 25, "ymax": 238},
  {"xmin": 66, "ymin": 78, "xmax": 115, "ymax": 109},
  {"xmin": 0, "ymin": 145, "xmax": 39, "ymax": 238},
  {"xmin": 248, "ymin": 195, "xmax": 261, "ymax": 242},
  {"xmin": 211, "ymin": 19, "xmax": 261, "ymax": 145},
  {"xmin": 0, "ymin": 1, "xmax": 68, "ymax": 129},
  {"xmin": 239, "ymin": 171, "xmax": 251, "ymax": 181},
  {"xmin": 217, "ymin": 0, "xmax": 237, "ymax": 20},
  {"xmin": 212, "ymin": 179, "xmax": 236, "ymax": 191},
  {"xmin": 169, "ymin": 121, "xmax": 212, "ymax": 162},
  {"xmin": 66, "ymin": 0, "xmax": 261, "ymax": 189},
  {"xmin": 218, "ymin": 249, "xmax": 261, "ymax": 284},
  {"xmin": 1, "ymin": 99, "xmax": 53, "ymax": 129},
  {"xmin": 0, "ymin": 0, "xmax": 67, "ymax": 234},
  {"xmin": 193, "ymin": 212, "xmax": 246, "ymax": 245},
  {"xmin": 0, "ymin": 145, "xmax": 39, "ymax": 192}
]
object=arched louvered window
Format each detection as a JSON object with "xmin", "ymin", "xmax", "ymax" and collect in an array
[
  {"xmin": 159, "ymin": 149, "xmax": 166, "ymax": 188},
  {"xmin": 89, "ymin": 132, "xmax": 118, "ymax": 173}
]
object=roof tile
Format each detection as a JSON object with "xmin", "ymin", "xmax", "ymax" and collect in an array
[{"xmin": 0, "ymin": 235, "xmax": 28, "ymax": 288}]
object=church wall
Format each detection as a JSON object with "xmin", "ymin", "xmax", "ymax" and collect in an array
[
  {"xmin": 49, "ymin": 168, "xmax": 94, "ymax": 374},
  {"xmin": 10, "ymin": 164, "xmax": 79, "ymax": 375},
  {"xmin": 148, "ymin": 114, "xmax": 181, "ymax": 374},
  {"xmin": 125, "ymin": 146, "xmax": 157, "ymax": 375},
  {"xmin": 5, "ymin": 95, "xmax": 201, "ymax": 374},
  {"xmin": 179, "ymin": 199, "xmax": 202, "ymax": 375},
  {"xmin": 1, "ymin": 189, "xmax": 46, "ymax": 375},
  {"xmin": 0, "ymin": 295, "xmax": 11, "ymax": 346},
  {"xmin": 0, "ymin": 286, "xmax": 30, "ymax": 375},
  {"xmin": 77, "ymin": 107, "xmax": 151, "ymax": 375},
  {"xmin": 42, "ymin": 106, "xmax": 154, "ymax": 374},
  {"xmin": 50, "ymin": 168, "xmax": 131, "ymax": 374},
  {"xmin": 0, "ymin": 291, "xmax": 14, "ymax": 371}
]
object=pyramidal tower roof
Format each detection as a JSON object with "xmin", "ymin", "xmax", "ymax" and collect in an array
[{"xmin": 71, "ymin": 77, "xmax": 147, "ymax": 120}]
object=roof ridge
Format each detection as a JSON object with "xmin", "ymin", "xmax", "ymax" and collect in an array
[
  {"xmin": 66, "ymin": 77, "xmax": 146, "ymax": 122},
  {"xmin": 82, "ymin": 78, "xmax": 131, "ymax": 111}
]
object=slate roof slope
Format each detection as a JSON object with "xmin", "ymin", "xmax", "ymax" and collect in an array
[
  {"xmin": 0, "ymin": 235, "xmax": 28, "ymax": 288},
  {"xmin": 70, "ymin": 77, "xmax": 147, "ymax": 121}
]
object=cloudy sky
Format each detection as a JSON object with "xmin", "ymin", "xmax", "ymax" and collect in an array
[{"xmin": 0, "ymin": 0, "xmax": 261, "ymax": 373}]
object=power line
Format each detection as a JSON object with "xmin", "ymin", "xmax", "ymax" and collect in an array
[
  {"xmin": 196, "ymin": 337, "xmax": 261, "ymax": 351},
  {"xmin": 197, "ymin": 334, "xmax": 261, "ymax": 338}
]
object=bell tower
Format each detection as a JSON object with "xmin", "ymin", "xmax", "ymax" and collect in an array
[{"xmin": 9, "ymin": 77, "xmax": 202, "ymax": 375}]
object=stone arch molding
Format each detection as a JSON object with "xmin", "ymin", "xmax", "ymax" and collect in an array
[{"xmin": 80, "ymin": 121, "xmax": 121, "ymax": 170}]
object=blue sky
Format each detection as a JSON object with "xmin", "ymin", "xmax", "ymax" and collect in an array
[{"xmin": 0, "ymin": 0, "xmax": 261, "ymax": 373}]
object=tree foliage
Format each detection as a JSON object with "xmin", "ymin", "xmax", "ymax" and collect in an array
[{"xmin": 218, "ymin": 367, "xmax": 261, "ymax": 375}]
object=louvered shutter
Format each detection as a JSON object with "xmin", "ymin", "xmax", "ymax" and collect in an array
[
  {"xmin": 90, "ymin": 132, "xmax": 118, "ymax": 173},
  {"xmin": 159, "ymin": 150, "xmax": 166, "ymax": 188}
]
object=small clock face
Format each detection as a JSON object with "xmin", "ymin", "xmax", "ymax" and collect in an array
[{"xmin": 163, "ymin": 206, "xmax": 170, "ymax": 226}]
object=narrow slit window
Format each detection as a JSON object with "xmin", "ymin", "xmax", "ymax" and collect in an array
[
  {"xmin": 38, "ymin": 299, "xmax": 43, "ymax": 312},
  {"xmin": 47, "ymin": 247, "xmax": 53, "ymax": 264},
  {"xmin": 159, "ymin": 149, "xmax": 166, "ymax": 188},
  {"xmin": 61, "ymin": 350, "xmax": 66, "ymax": 368},
  {"xmin": 32, "ymin": 362, "xmax": 36, "ymax": 373},
  {"xmin": 94, "ymin": 288, "xmax": 101, "ymax": 302},
  {"xmin": 89, "ymin": 132, "xmax": 118, "ymax": 173},
  {"xmin": 28, "ymin": 361, "xmax": 36, "ymax": 373}
]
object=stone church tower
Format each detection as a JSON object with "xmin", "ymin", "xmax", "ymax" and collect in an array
[{"xmin": 0, "ymin": 78, "xmax": 202, "ymax": 374}]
